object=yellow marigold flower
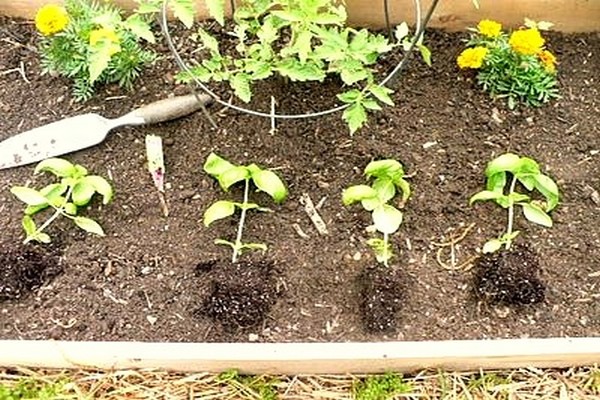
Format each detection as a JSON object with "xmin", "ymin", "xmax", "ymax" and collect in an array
[
  {"xmin": 35, "ymin": 4, "xmax": 69, "ymax": 36},
  {"xmin": 89, "ymin": 28, "xmax": 121, "ymax": 56},
  {"xmin": 538, "ymin": 49, "xmax": 557, "ymax": 73},
  {"xmin": 509, "ymin": 28, "xmax": 545, "ymax": 55},
  {"xmin": 457, "ymin": 47, "xmax": 488, "ymax": 69},
  {"xmin": 477, "ymin": 19, "xmax": 502, "ymax": 38}
]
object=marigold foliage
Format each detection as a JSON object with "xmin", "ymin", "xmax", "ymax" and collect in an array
[
  {"xmin": 35, "ymin": 4, "xmax": 69, "ymax": 36},
  {"xmin": 477, "ymin": 19, "xmax": 502, "ymax": 38},
  {"xmin": 457, "ymin": 19, "xmax": 559, "ymax": 109},
  {"xmin": 457, "ymin": 46, "xmax": 488, "ymax": 69},
  {"xmin": 508, "ymin": 28, "xmax": 545, "ymax": 55}
]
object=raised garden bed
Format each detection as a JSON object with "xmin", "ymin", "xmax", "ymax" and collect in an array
[{"xmin": 0, "ymin": 4, "xmax": 599, "ymax": 372}]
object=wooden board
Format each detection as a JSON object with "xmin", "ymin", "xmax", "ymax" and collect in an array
[
  {"xmin": 1, "ymin": 338, "xmax": 600, "ymax": 373},
  {"xmin": 3, "ymin": 0, "xmax": 600, "ymax": 32}
]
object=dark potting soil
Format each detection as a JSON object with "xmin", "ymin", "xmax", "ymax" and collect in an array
[{"xmin": 0, "ymin": 15, "xmax": 599, "ymax": 343}]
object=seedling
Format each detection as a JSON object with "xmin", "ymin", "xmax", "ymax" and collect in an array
[
  {"xmin": 145, "ymin": 134, "xmax": 169, "ymax": 217},
  {"xmin": 203, "ymin": 153, "xmax": 288, "ymax": 263},
  {"xmin": 470, "ymin": 153, "xmax": 559, "ymax": 253},
  {"xmin": 10, "ymin": 158, "xmax": 113, "ymax": 244},
  {"xmin": 342, "ymin": 159, "xmax": 411, "ymax": 267}
]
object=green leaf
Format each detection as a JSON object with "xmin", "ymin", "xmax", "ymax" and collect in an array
[
  {"xmin": 73, "ymin": 217, "xmax": 105, "ymax": 236},
  {"xmin": 482, "ymin": 239, "xmax": 502, "ymax": 254},
  {"xmin": 365, "ymin": 159, "xmax": 404, "ymax": 181},
  {"xmin": 251, "ymin": 169, "xmax": 288, "ymax": 203},
  {"xmin": 372, "ymin": 178, "xmax": 395, "ymax": 204},
  {"xmin": 395, "ymin": 178, "xmax": 411, "ymax": 202},
  {"xmin": 219, "ymin": 166, "xmax": 250, "ymax": 190},
  {"xmin": 22, "ymin": 215, "xmax": 37, "ymax": 236},
  {"xmin": 84, "ymin": 176, "xmax": 114, "ymax": 205},
  {"xmin": 89, "ymin": 43, "xmax": 118, "ymax": 84},
  {"xmin": 362, "ymin": 98, "xmax": 382, "ymax": 111},
  {"xmin": 72, "ymin": 181, "xmax": 96, "ymax": 206},
  {"xmin": 469, "ymin": 190, "xmax": 505, "ymax": 204},
  {"xmin": 368, "ymin": 85, "xmax": 394, "ymax": 106},
  {"xmin": 171, "ymin": 0, "xmax": 195, "ymax": 28},
  {"xmin": 337, "ymin": 89, "xmax": 362, "ymax": 104},
  {"xmin": 231, "ymin": 73, "xmax": 252, "ymax": 103},
  {"xmin": 372, "ymin": 204, "xmax": 403, "ymax": 234},
  {"xmin": 418, "ymin": 43, "xmax": 432, "ymax": 66},
  {"xmin": 521, "ymin": 203, "xmax": 553, "ymax": 227},
  {"xmin": 533, "ymin": 174, "xmax": 560, "ymax": 211},
  {"xmin": 395, "ymin": 22, "xmax": 409, "ymax": 42},
  {"xmin": 486, "ymin": 171, "xmax": 506, "ymax": 192},
  {"xmin": 124, "ymin": 14, "xmax": 155, "ymax": 43},
  {"xmin": 34, "ymin": 158, "xmax": 77, "ymax": 177},
  {"xmin": 342, "ymin": 102, "xmax": 367, "ymax": 134},
  {"xmin": 197, "ymin": 28, "xmax": 220, "ymax": 54},
  {"xmin": 11, "ymin": 187, "xmax": 48, "ymax": 206},
  {"xmin": 33, "ymin": 232, "xmax": 51, "ymax": 244},
  {"xmin": 205, "ymin": 0, "xmax": 225, "ymax": 25},
  {"xmin": 239, "ymin": 242, "xmax": 268, "ymax": 252},
  {"xmin": 271, "ymin": 10, "xmax": 303, "ymax": 22},
  {"xmin": 294, "ymin": 30, "xmax": 313, "ymax": 63},
  {"xmin": 203, "ymin": 153, "xmax": 236, "ymax": 177},
  {"xmin": 64, "ymin": 203, "xmax": 78, "ymax": 215},
  {"xmin": 485, "ymin": 153, "xmax": 521, "ymax": 177},
  {"xmin": 276, "ymin": 59, "xmax": 326, "ymax": 81},
  {"xmin": 342, "ymin": 185, "xmax": 378, "ymax": 206},
  {"xmin": 204, "ymin": 200, "xmax": 236, "ymax": 226}
]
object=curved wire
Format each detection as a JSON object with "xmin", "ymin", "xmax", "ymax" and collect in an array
[{"xmin": 161, "ymin": 0, "xmax": 439, "ymax": 120}]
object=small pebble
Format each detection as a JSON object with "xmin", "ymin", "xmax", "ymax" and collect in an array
[{"xmin": 248, "ymin": 333, "xmax": 259, "ymax": 342}]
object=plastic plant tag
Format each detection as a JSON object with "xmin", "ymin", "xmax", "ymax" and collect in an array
[{"xmin": 145, "ymin": 134, "xmax": 168, "ymax": 216}]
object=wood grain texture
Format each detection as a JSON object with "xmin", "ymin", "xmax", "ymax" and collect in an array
[
  {"xmin": 1, "ymin": 338, "xmax": 600, "ymax": 373},
  {"xmin": 3, "ymin": 0, "xmax": 600, "ymax": 32}
]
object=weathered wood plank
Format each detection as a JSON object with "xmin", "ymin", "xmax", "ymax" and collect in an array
[
  {"xmin": 3, "ymin": 0, "xmax": 599, "ymax": 32},
  {"xmin": 1, "ymin": 338, "xmax": 600, "ymax": 374}
]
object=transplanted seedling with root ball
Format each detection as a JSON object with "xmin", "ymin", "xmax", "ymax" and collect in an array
[
  {"xmin": 343, "ymin": 159, "xmax": 411, "ymax": 332},
  {"xmin": 469, "ymin": 153, "xmax": 559, "ymax": 305},
  {"xmin": 203, "ymin": 152, "xmax": 288, "ymax": 263}
]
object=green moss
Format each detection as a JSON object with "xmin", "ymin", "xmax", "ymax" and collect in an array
[
  {"xmin": 0, "ymin": 378, "xmax": 69, "ymax": 400},
  {"xmin": 352, "ymin": 372, "xmax": 412, "ymax": 400}
]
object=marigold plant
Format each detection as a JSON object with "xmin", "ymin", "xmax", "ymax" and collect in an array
[
  {"xmin": 36, "ymin": 0, "xmax": 156, "ymax": 101},
  {"xmin": 457, "ymin": 19, "xmax": 559, "ymax": 109}
]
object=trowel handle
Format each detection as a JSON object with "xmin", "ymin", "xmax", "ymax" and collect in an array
[{"xmin": 121, "ymin": 94, "xmax": 213, "ymax": 125}]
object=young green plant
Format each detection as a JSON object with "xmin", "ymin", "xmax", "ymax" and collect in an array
[
  {"xmin": 35, "ymin": 0, "xmax": 156, "ymax": 101},
  {"xmin": 10, "ymin": 158, "xmax": 113, "ymax": 244},
  {"xmin": 342, "ymin": 159, "xmax": 410, "ymax": 267},
  {"xmin": 470, "ymin": 153, "xmax": 560, "ymax": 253},
  {"xmin": 148, "ymin": 0, "xmax": 427, "ymax": 134},
  {"xmin": 203, "ymin": 153, "xmax": 288, "ymax": 263}
]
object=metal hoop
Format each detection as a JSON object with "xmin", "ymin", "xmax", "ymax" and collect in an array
[{"xmin": 160, "ymin": 0, "xmax": 440, "ymax": 120}]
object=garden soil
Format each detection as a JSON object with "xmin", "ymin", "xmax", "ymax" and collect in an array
[{"xmin": 0, "ymin": 16, "xmax": 599, "ymax": 343}]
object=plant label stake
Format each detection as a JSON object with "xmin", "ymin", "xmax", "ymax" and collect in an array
[{"xmin": 145, "ymin": 135, "xmax": 168, "ymax": 217}]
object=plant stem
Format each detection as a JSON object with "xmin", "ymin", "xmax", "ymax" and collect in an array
[
  {"xmin": 232, "ymin": 179, "xmax": 250, "ymax": 263},
  {"xmin": 383, "ymin": 232, "xmax": 389, "ymax": 268},
  {"xmin": 24, "ymin": 186, "xmax": 74, "ymax": 244},
  {"xmin": 505, "ymin": 175, "xmax": 518, "ymax": 250}
]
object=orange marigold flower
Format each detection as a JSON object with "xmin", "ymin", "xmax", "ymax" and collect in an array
[
  {"xmin": 538, "ymin": 49, "xmax": 557, "ymax": 73},
  {"xmin": 35, "ymin": 4, "xmax": 69, "ymax": 36},
  {"xmin": 477, "ymin": 19, "xmax": 502, "ymax": 38},
  {"xmin": 509, "ymin": 28, "xmax": 545, "ymax": 55},
  {"xmin": 457, "ymin": 47, "xmax": 488, "ymax": 69}
]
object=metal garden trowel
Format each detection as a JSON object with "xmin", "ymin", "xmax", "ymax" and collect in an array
[{"xmin": 0, "ymin": 93, "xmax": 212, "ymax": 170}]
